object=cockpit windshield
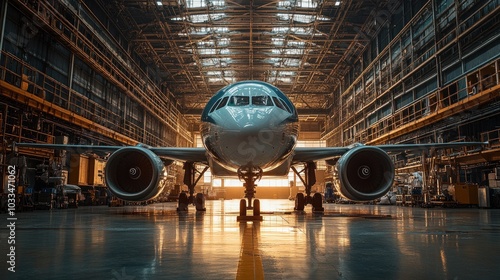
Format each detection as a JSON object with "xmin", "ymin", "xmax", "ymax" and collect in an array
[
  {"xmin": 217, "ymin": 95, "xmax": 279, "ymax": 108},
  {"xmin": 228, "ymin": 96, "xmax": 250, "ymax": 106},
  {"xmin": 252, "ymin": 96, "xmax": 274, "ymax": 106}
]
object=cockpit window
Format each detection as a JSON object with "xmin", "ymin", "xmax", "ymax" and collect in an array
[
  {"xmin": 209, "ymin": 96, "xmax": 229, "ymax": 113},
  {"xmin": 252, "ymin": 96, "xmax": 273, "ymax": 106},
  {"xmin": 280, "ymin": 98, "xmax": 292, "ymax": 113},
  {"xmin": 215, "ymin": 96, "xmax": 228, "ymax": 110},
  {"xmin": 209, "ymin": 98, "xmax": 222, "ymax": 113},
  {"xmin": 228, "ymin": 96, "xmax": 250, "ymax": 106},
  {"xmin": 272, "ymin": 97, "xmax": 287, "ymax": 111}
]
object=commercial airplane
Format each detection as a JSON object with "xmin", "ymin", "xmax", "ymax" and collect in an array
[{"xmin": 16, "ymin": 81, "xmax": 487, "ymax": 216}]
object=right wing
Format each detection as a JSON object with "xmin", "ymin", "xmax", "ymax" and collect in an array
[{"xmin": 14, "ymin": 143, "xmax": 208, "ymax": 163}]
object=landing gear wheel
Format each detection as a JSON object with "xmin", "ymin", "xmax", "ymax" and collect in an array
[
  {"xmin": 195, "ymin": 193, "xmax": 206, "ymax": 211},
  {"xmin": 253, "ymin": 199, "xmax": 260, "ymax": 217},
  {"xmin": 239, "ymin": 199, "xmax": 247, "ymax": 217},
  {"xmin": 294, "ymin": 193, "xmax": 305, "ymax": 211},
  {"xmin": 312, "ymin": 193, "xmax": 324, "ymax": 212},
  {"xmin": 177, "ymin": 192, "xmax": 189, "ymax": 211}
]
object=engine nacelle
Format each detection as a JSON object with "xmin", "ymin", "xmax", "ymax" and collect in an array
[
  {"xmin": 105, "ymin": 146, "xmax": 167, "ymax": 201},
  {"xmin": 333, "ymin": 145, "xmax": 394, "ymax": 201}
]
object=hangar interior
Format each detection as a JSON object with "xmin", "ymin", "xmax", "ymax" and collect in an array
[{"xmin": 1, "ymin": 0, "xmax": 500, "ymax": 208}]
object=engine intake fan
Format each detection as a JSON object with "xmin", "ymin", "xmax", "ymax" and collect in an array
[
  {"xmin": 105, "ymin": 146, "xmax": 167, "ymax": 201},
  {"xmin": 333, "ymin": 145, "xmax": 394, "ymax": 201}
]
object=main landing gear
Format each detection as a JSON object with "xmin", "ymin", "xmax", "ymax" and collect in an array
[
  {"xmin": 291, "ymin": 162, "xmax": 324, "ymax": 212},
  {"xmin": 237, "ymin": 163, "xmax": 263, "ymax": 221},
  {"xmin": 177, "ymin": 162, "xmax": 209, "ymax": 212}
]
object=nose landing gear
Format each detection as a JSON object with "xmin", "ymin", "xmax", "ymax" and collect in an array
[{"xmin": 237, "ymin": 164, "xmax": 263, "ymax": 221}]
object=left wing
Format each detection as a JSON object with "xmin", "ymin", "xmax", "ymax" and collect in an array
[
  {"xmin": 292, "ymin": 142, "xmax": 488, "ymax": 162},
  {"xmin": 14, "ymin": 143, "xmax": 208, "ymax": 163},
  {"xmin": 293, "ymin": 147, "xmax": 349, "ymax": 162},
  {"xmin": 375, "ymin": 142, "xmax": 488, "ymax": 153}
]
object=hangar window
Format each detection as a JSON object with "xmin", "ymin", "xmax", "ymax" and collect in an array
[
  {"xmin": 228, "ymin": 96, "xmax": 249, "ymax": 106},
  {"xmin": 252, "ymin": 96, "xmax": 274, "ymax": 106}
]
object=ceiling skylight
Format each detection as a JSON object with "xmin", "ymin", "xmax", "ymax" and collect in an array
[
  {"xmin": 197, "ymin": 38, "xmax": 230, "ymax": 48},
  {"xmin": 272, "ymin": 48, "xmax": 305, "ymax": 55},
  {"xmin": 277, "ymin": 13, "xmax": 329, "ymax": 23},
  {"xmin": 208, "ymin": 77, "xmax": 236, "ymax": 83},
  {"xmin": 172, "ymin": 13, "xmax": 225, "ymax": 23},
  {"xmin": 271, "ymin": 26, "xmax": 315, "ymax": 35},
  {"xmin": 277, "ymin": 0, "xmax": 319, "ymax": 9},
  {"xmin": 199, "ymin": 58, "xmax": 232, "ymax": 67},
  {"xmin": 182, "ymin": 0, "xmax": 225, "ymax": 8}
]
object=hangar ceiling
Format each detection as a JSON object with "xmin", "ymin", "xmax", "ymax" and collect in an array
[{"xmin": 97, "ymin": 0, "xmax": 395, "ymax": 113}]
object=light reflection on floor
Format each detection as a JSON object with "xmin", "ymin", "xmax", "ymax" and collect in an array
[{"xmin": 1, "ymin": 199, "xmax": 500, "ymax": 279}]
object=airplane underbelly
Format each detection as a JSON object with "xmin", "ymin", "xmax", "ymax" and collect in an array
[{"xmin": 202, "ymin": 123, "xmax": 297, "ymax": 172}]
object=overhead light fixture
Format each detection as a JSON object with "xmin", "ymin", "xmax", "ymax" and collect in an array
[
  {"xmin": 335, "ymin": 1, "xmax": 341, "ymax": 6},
  {"xmin": 156, "ymin": 1, "xmax": 163, "ymax": 6}
]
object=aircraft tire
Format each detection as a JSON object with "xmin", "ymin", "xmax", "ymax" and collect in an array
[
  {"xmin": 294, "ymin": 193, "xmax": 305, "ymax": 211},
  {"xmin": 239, "ymin": 199, "xmax": 246, "ymax": 216},
  {"xmin": 195, "ymin": 193, "xmax": 206, "ymax": 211},
  {"xmin": 253, "ymin": 199, "xmax": 260, "ymax": 217},
  {"xmin": 177, "ymin": 192, "xmax": 188, "ymax": 211},
  {"xmin": 312, "ymin": 193, "xmax": 324, "ymax": 212}
]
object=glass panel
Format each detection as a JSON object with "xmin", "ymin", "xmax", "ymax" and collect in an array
[
  {"xmin": 227, "ymin": 96, "xmax": 250, "ymax": 106},
  {"xmin": 209, "ymin": 98, "xmax": 222, "ymax": 113},
  {"xmin": 215, "ymin": 96, "xmax": 229, "ymax": 110},
  {"xmin": 252, "ymin": 96, "xmax": 274, "ymax": 106},
  {"xmin": 272, "ymin": 97, "xmax": 287, "ymax": 111}
]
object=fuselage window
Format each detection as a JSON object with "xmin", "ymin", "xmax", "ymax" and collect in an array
[
  {"xmin": 228, "ymin": 96, "xmax": 250, "ymax": 106},
  {"xmin": 252, "ymin": 96, "xmax": 274, "ymax": 106},
  {"xmin": 215, "ymin": 96, "xmax": 229, "ymax": 110},
  {"xmin": 272, "ymin": 97, "xmax": 287, "ymax": 111}
]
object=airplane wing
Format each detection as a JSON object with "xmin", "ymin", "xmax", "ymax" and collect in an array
[
  {"xmin": 292, "ymin": 142, "xmax": 488, "ymax": 162},
  {"xmin": 14, "ymin": 143, "xmax": 208, "ymax": 163},
  {"xmin": 293, "ymin": 147, "xmax": 349, "ymax": 162},
  {"xmin": 374, "ymin": 142, "xmax": 488, "ymax": 153}
]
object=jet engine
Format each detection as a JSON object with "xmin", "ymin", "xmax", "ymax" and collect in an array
[
  {"xmin": 105, "ymin": 146, "xmax": 167, "ymax": 201},
  {"xmin": 333, "ymin": 145, "xmax": 394, "ymax": 201}
]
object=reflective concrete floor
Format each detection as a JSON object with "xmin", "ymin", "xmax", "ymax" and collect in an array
[{"xmin": 2, "ymin": 199, "xmax": 500, "ymax": 280}]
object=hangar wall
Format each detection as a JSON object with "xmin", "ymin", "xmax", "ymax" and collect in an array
[
  {"xmin": 324, "ymin": 0, "xmax": 499, "ymax": 146},
  {"xmin": 0, "ymin": 0, "xmax": 194, "ymax": 195},
  {"xmin": 323, "ymin": 0, "xmax": 500, "ymax": 185},
  {"xmin": 0, "ymin": 0, "xmax": 192, "ymax": 150}
]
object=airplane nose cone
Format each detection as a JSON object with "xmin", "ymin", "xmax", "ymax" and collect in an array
[{"xmin": 241, "ymin": 120, "xmax": 270, "ymax": 133}]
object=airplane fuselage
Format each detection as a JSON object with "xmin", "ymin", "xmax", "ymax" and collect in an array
[{"xmin": 201, "ymin": 81, "xmax": 299, "ymax": 174}]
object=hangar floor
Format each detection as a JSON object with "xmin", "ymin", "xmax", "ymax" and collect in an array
[{"xmin": 2, "ymin": 199, "xmax": 500, "ymax": 280}]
